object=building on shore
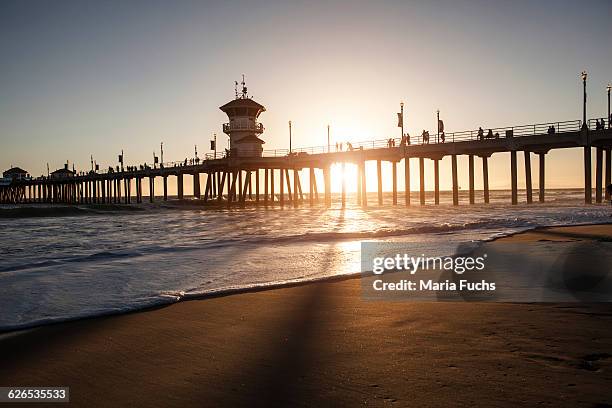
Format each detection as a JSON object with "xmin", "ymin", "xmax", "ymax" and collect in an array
[{"xmin": 3, "ymin": 167, "xmax": 29, "ymax": 180}]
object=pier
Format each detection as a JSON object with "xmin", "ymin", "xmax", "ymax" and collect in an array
[{"xmin": 2, "ymin": 118, "xmax": 612, "ymax": 207}]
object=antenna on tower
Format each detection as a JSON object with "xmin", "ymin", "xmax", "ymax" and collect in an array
[
  {"xmin": 241, "ymin": 74, "xmax": 247, "ymax": 98},
  {"xmin": 234, "ymin": 81, "xmax": 239, "ymax": 99}
]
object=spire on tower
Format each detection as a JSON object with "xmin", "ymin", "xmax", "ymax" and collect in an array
[{"xmin": 241, "ymin": 74, "xmax": 248, "ymax": 98}]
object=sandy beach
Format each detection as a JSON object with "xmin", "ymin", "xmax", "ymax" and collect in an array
[{"xmin": 1, "ymin": 224, "xmax": 611, "ymax": 407}]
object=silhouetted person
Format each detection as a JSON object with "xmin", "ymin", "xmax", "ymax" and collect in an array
[
  {"xmin": 335, "ymin": 142, "xmax": 339, "ymax": 152},
  {"xmin": 477, "ymin": 127, "xmax": 484, "ymax": 140},
  {"xmin": 494, "ymin": 132, "xmax": 499, "ymax": 139},
  {"xmin": 596, "ymin": 119, "xmax": 601, "ymax": 130},
  {"xmin": 440, "ymin": 132, "xmax": 445, "ymax": 143},
  {"xmin": 486, "ymin": 129, "xmax": 493, "ymax": 139}
]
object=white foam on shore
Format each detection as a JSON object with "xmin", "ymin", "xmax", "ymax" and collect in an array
[{"xmin": 1, "ymin": 189, "xmax": 610, "ymax": 332}]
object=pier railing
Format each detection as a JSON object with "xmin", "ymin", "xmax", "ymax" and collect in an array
[
  {"xmin": 202, "ymin": 119, "xmax": 586, "ymax": 159},
  {"xmin": 34, "ymin": 118, "xmax": 606, "ymax": 179}
]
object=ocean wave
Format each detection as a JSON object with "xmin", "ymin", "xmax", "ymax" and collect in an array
[{"xmin": 0, "ymin": 205, "xmax": 144, "ymax": 218}]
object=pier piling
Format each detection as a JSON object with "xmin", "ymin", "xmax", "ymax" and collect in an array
[
  {"xmin": 451, "ymin": 155, "xmax": 458, "ymax": 206},
  {"xmin": 419, "ymin": 157, "xmax": 425, "ymax": 205},
  {"xmin": 510, "ymin": 151, "xmax": 518, "ymax": 205}
]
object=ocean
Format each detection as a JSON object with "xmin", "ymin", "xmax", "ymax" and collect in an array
[{"xmin": 0, "ymin": 188, "xmax": 610, "ymax": 332}]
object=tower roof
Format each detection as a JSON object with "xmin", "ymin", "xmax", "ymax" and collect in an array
[{"xmin": 219, "ymin": 98, "xmax": 266, "ymax": 114}]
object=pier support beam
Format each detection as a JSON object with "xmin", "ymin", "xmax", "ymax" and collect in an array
[
  {"xmin": 434, "ymin": 159, "xmax": 440, "ymax": 205},
  {"xmin": 241, "ymin": 171, "xmax": 250, "ymax": 205},
  {"xmin": 404, "ymin": 156, "xmax": 410, "ymax": 206},
  {"xmin": 149, "ymin": 177, "xmax": 155, "ymax": 203},
  {"xmin": 451, "ymin": 155, "xmax": 459, "ymax": 206},
  {"xmin": 255, "ymin": 169, "xmax": 260, "ymax": 203},
  {"xmin": 294, "ymin": 168, "xmax": 299, "ymax": 208},
  {"xmin": 137, "ymin": 177, "xmax": 143, "ymax": 203},
  {"xmin": 193, "ymin": 173, "xmax": 200, "ymax": 199},
  {"xmin": 539, "ymin": 153, "xmax": 546, "ymax": 202},
  {"xmin": 377, "ymin": 160, "xmax": 383, "ymax": 206},
  {"xmin": 309, "ymin": 168, "xmax": 314, "ymax": 206},
  {"xmin": 280, "ymin": 168, "xmax": 285, "ymax": 207},
  {"xmin": 284, "ymin": 169, "xmax": 293, "ymax": 204},
  {"xmin": 228, "ymin": 171, "xmax": 237, "ymax": 206},
  {"xmin": 270, "ymin": 169, "xmax": 275, "ymax": 203},
  {"xmin": 324, "ymin": 166, "xmax": 332, "ymax": 207},
  {"xmin": 524, "ymin": 151, "xmax": 532, "ymax": 204},
  {"xmin": 218, "ymin": 172, "xmax": 227, "ymax": 201},
  {"xmin": 481, "ymin": 157, "xmax": 490, "ymax": 203},
  {"xmin": 177, "ymin": 174, "xmax": 184, "ymax": 200},
  {"xmin": 419, "ymin": 157, "xmax": 425, "ymax": 205},
  {"xmin": 584, "ymin": 146, "xmax": 592, "ymax": 204},
  {"xmin": 238, "ymin": 171, "xmax": 243, "ymax": 201},
  {"xmin": 510, "ymin": 150, "xmax": 518, "ymax": 205},
  {"xmin": 248, "ymin": 172, "xmax": 252, "ymax": 200},
  {"xmin": 313, "ymin": 169, "xmax": 319, "ymax": 203},
  {"xmin": 468, "ymin": 155, "xmax": 475, "ymax": 204},
  {"xmin": 595, "ymin": 147, "xmax": 603, "ymax": 203},
  {"xmin": 361, "ymin": 161, "xmax": 367, "ymax": 207},
  {"xmin": 264, "ymin": 169, "xmax": 269, "ymax": 205},
  {"xmin": 163, "ymin": 176, "xmax": 168, "ymax": 201},
  {"xmin": 605, "ymin": 149, "xmax": 611, "ymax": 202},
  {"xmin": 203, "ymin": 173, "xmax": 211, "ymax": 201},
  {"xmin": 356, "ymin": 165, "xmax": 362, "ymax": 206},
  {"xmin": 341, "ymin": 163, "xmax": 347, "ymax": 208},
  {"xmin": 392, "ymin": 161, "xmax": 397, "ymax": 205}
]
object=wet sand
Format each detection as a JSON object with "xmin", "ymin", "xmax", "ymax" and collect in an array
[{"xmin": 1, "ymin": 224, "xmax": 611, "ymax": 407}]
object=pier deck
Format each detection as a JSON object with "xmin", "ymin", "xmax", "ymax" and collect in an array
[{"xmin": 2, "ymin": 118, "xmax": 612, "ymax": 207}]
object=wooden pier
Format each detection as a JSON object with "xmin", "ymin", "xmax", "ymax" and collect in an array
[{"xmin": 2, "ymin": 119, "xmax": 612, "ymax": 207}]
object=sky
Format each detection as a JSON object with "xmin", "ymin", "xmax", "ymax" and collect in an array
[{"xmin": 1, "ymin": 0, "xmax": 611, "ymax": 192}]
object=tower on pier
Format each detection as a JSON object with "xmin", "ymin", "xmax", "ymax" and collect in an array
[{"xmin": 219, "ymin": 76, "xmax": 266, "ymax": 157}]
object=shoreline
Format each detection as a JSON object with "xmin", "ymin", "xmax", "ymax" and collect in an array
[
  {"xmin": 1, "ymin": 223, "xmax": 611, "ymax": 406},
  {"xmin": 1, "ymin": 221, "xmax": 611, "ymax": 335}
]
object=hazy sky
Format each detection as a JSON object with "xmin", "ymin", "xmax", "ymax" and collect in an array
[{"xmin": 1, "ymin": 0, "xmax": 611, "ymax": 190}]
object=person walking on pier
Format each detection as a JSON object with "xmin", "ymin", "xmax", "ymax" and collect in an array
[
  {"xmin": 421, "ymin": 130, "xmax": 430, "ymax": 144},
  {"xmin": 596, "ymin": 119, "xmax": 601, "ymax": 130},
  {"xmin": 478, "ymin": 127, "xmax": 484, "ymax": 140}
]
